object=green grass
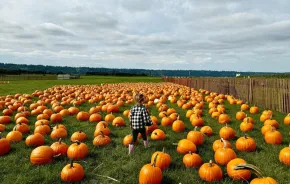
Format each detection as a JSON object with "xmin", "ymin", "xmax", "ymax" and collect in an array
[{"xmin": 0, "ymin": 76, "xmax": 290, "ymax": 184}]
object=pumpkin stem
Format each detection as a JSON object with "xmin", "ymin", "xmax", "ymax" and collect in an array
[
  {"xmin": 73, "ymin": 140, "xmax": 81, "ymax": 145},
  {"xmin": 234, "ymin": 164, "xmax": 264, "ymax": 178},
  {"xmin": 244, "ymin": 134, "xmax": 248, "ymax": 139},
  {"xmin": 79, "ymin": 129, "xmax": 82, "ymax": 133},
  {"xmin": 152, "ymin": 153, "xmax": 158, "ymax": 167},
  {"xmin": 225, "ymin": 123, "xmax": 228, "ymax": 128},
  {"xmin": 100, "ymin": 131, "xmax": 105, "ymax": 137},
  {"xmin": 70, "ymin": 160, "xmax": 74, "ymax": 168},
  {"xmin": 209, "ymin": 160, "xmax": 213, "ymax": 167},
  {"xmin": 0, "ymin": 132, "xmax": 2, "ymax": 138},
  {"xmin": 194, "ymin": 126, "xmax": 198, "ymax": 131},
  {"xmin": 58, "ymin": 138, "xmax": 62, "ymax": 144},
  {"xmin": 189, "ymin": 151, "xmax": 192, "ymax": 155},
  {"xmin": 162, "ymin": 147, "xmax": 165, "ymax": 153},
  {"xmin": 223, "ymin": 139, "xmax": 227, "ymax": 149}
]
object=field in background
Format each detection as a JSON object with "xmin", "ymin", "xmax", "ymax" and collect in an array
[
  {"xmin": 0, "ymin": 76, "xmax": 290, "ymax": 183},
  {"xmin": 0, "ymin": 76, "xmax": 162, "ymax": 96}
]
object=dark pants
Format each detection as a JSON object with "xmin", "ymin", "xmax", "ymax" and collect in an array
[{"xmin": 130, "ymin": 128, "xmax": 147, "ymax": 144}]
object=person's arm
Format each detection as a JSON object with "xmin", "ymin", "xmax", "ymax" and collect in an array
[
  {"xmin": 129, "ymin": 108, "xmax": 134, "ymax": 129},
  {"xmin": 142, "ymin": 107, "xmax": 153, "ymax": 126}
]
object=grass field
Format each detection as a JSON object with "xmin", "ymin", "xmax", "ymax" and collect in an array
[
  {"xmin": 0, "ymin": 76, "xmax": 161, "ymax": 96},
  {"xmin": 0, "ymin": 76, "xmax": 290, "ymax": 184}
]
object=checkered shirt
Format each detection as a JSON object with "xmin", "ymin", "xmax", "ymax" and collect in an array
[{"xmin": 130, "ymin": 105, "xmax": 153, "ymax": 129}]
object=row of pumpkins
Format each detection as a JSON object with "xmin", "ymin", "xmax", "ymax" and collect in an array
[{"xmin": 0, "ymin": 83, "xmax": 290, "ymax": 183}]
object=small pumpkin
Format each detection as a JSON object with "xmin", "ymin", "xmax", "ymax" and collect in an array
[
  {"xmin": 123, "ymin": 134, "xmax": 137, "ymax": 146},
  {"xmin": 264, "ymin": 128, "xmax": 283, "ymax": 145},
  {"xmin": 94, "ymin": 124, "xmax": 110, "ymax": 136},
  {"xmin": 200, "ymin": 126, "xmax": 213, "ymax": 136},
  {"xmin": 93, "ymin": 131, "xmax": 111, "ymax": 146},
  {"xmin": 61, "ymin": 160, "xmax": 85, "ymax": 182},
  {"xmin": 0, "ymin": 116, "xmax": 11, "ymax": 124},
  {"xmin": 176, "ymin": 139, "xmax": 197, "ymax": 154},
  {"xmin": 250, "ymin": 106, "xmax": 259, "ymax": 114},
  {"xmin": 235, "ymin": 135, "xmax": 256, "ymax": 152},
  {"xmin": 236, "ymin": 111, "xmax": 246, "ymax": 120},
  {"xmin": 50, "ymin": 124, "xmax": 68, "ymax": 140},
  {"xmin": 279, "ymin": 143, "xmax": 290, "ymax": 166},
  {"xmin": 15, "ymin": 122, "xmax": 30, "ymax": 134},
  {"xmin": 151, "ymin": 129, "xmax": 166, "ymax": 141},
  {"xmin": 0, "ymin": 124, "xmax": 5, "ymax": 132},
  {"xmin": 213, "ymin": 138, "xmax": 232, "ymax": 152},
  {"xmin": 161, "ymin": 116, "xmax": 173, "ymax": 126},
  {"xmin": 51, "ymin": 138, "xmax": 68, "ymax": 156},
  {"xmin": 89, "ymin": 113, "xmax": 102, "ymax": 123},
  {"xmin": 150, "ymin": 147, "xmax": 171, "ymax": 170},
  {"xmin": 191, "ymin": 116, "xmax": 204, "ymax": 127},
  {"xmin": 50, "ymin": 113, "xmax": 63, "ymax": 123},
  {"xmin": 172, "ymin": 116, "xmax": 185, "ymax": 132},
  {"xmin": 219, "ymin": 124, "xmax": 235, "ymax": 140},
  {"xmin": 214, "ymin": 141, "xmax": 237, "ymax": 165},
  {"xmin": 67, "ymin": 141, "xmax": 89, "ymax": 160},
  {"xmin": 187, "ymin": 126, "xmax": 204, "ymax": 145},
  {"xmin": 139, "ymin": 154, "xmax": 162, "ymax": 184},
  {"xmin": 104, "ymin": 113, "xmax": 115, "ymax": 122},
  {"xmin": 183, "ymin": 151, "xmax": 202, "ymax": 168},
  {"xmin": 71, "ymin": 130, "xmax": 87, "ymax": 142},
  {"xmin": 198, "ymin": 160, "xmax": 223, "ymax": 182},
  {"xmin": 240, "ymin": 118, "xmax": 254, "ymax": 132},
  {"xmin": 112, "ymin": 117, "xmax": 125, "ymax": 126},
  {"xmin": 6, "ymin": 126, "xmax": 23, "ymax": 143},
  {"xmin": 218, "ymin": 114, "xmax": 230, "ymax": 124},
  {"xmin": 284, "ymin": 113, "xmax": 290, "ymax": 125},
  {"xmin": 25, "ymin": 133, "xmax": 45, "ymax": 147},
  {"xmin": 34, "ymin": 123, "xmax": 51, "ymax": 135}
]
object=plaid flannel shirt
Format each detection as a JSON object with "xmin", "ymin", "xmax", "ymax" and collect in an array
[{"xmin": 130, "ymin": 105, "xmax": 153, "ymax": 129}]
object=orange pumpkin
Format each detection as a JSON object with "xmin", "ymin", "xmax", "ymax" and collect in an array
[
  {"xmin": 176, "ymin": 139, "xmax": 196, "ymax": 154},
  {"xmin": 30, "ymin": 146, "xmax": 54, "ymax": 165},
  {"xmin": 198, "ymin": 160, "xmax": 223, "ymax": 182},
  {"xmin": 183, "ymin": 152, "xmax": 202, "ymax": 168},
  {"xmin": 227, "ymin": 158, "xmax": 251, "ymax": 181}
]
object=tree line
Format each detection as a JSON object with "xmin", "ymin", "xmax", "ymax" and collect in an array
[{"xmin": 0, "ymin": 62, "xmax": 283, "ymax": 77}]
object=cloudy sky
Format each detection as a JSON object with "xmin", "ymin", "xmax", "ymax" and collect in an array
[{"xmin": 0, "ymin": 0, "xmax": 290, "ymax": 72}]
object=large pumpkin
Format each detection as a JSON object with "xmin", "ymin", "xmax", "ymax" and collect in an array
[{"xmin": 30, "ymin": 146, "xmax": 54, "ymax": 165}]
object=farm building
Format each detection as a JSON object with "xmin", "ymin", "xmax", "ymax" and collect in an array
[{"xmin": 57, "ymin": 74, "xmax": 80, "ymax": 80}]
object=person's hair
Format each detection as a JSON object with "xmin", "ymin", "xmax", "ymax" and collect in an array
[{"xmin": 134, "ymin": 93, "xmax": 145, "ymax": 105}]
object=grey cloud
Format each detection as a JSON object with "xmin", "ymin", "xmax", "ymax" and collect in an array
[
  {"xmin": 53, "ymin": 43, "xmax": 87, "ymax": 50},
  {"xmin": 14, "ymin": 33, "xmax": 40, "ymax": 39},
  {"xmin": 61, "ymin": 11, "xmax": 118, "ymax": 30}
]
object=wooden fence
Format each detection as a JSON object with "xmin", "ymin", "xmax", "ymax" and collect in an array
[
  {"xmin": 163, "ymin": 77, "xmax": 290, "ymax": 114},
  {"xmin": 0, "ymin": 75, "xmax": 57, "ymax": 81}
]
